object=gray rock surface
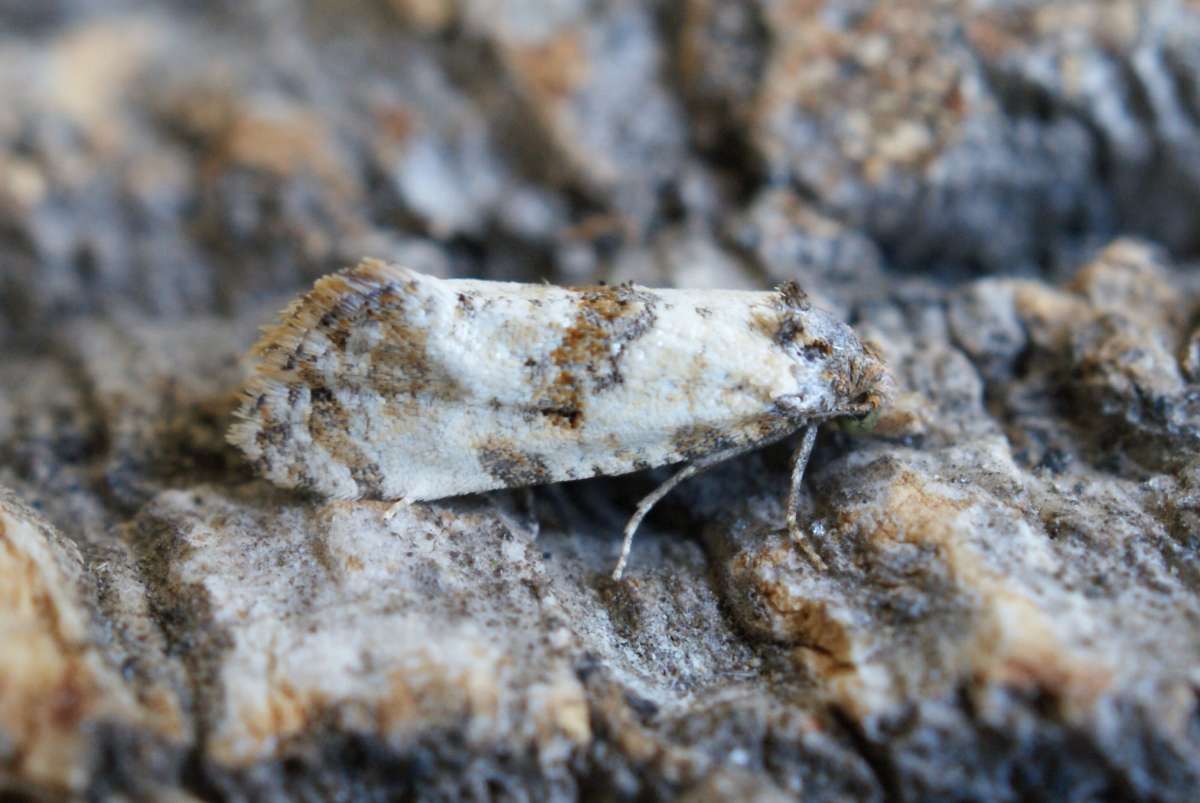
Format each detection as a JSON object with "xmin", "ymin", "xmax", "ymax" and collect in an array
[{"xmin": 2, "ymin": 2, "xmax": 1200, "ymax": 801}]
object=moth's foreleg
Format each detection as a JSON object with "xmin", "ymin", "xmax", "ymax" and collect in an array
[
  {"xmin": 383, "ymin": 498, "xmax": 410, "ymax": 522},
  {"xmin": 521, "ymin": 486, "xmax": 539, "ymax": 540},
  {"xmin": 786, "ymin": 425, "xmax": 828, "ymax": 570},
  {"xmin": 612, "ymin": 441, "xmax": 768, "ymax": 581}
]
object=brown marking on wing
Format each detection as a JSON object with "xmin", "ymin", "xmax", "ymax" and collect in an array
[
  {"xmin": 305, "ymin": 386, "xmax": 385, "ymax": 496},
  {"xmin": 283, "ymin": 271, "xmax": 462, "ymax": 409},
  {"xmin": 757, "ymin": 283, "xmax": 839, "ymax": 363},
  {"xmin": 672, "ymin": 412, "xmax": 800, "ymax": 463},
  {"xmin": 747, "ymin": 411, "xmax": 796, "ymax": 442},
  {"xmin": 477, "ymin": 440, "xmax": 551, "ymax": 487},
  {"xmin": 535, "ymin": 283, "xmax": 657, "ymax": 430},
  {"xmin": 671, "ymin": 423, "xmax": 738, "ymax": 461},
  {"xmin": 750, "ymin": 287, "xmax": 810, "ymax": 348},
  {"xmin": 231, "ymin": 261, "xmax": 460, "ymax": 497},
  {"xmin": 372, "ymin": 294, "xmax": 464, "ymax": 404},
  {"xmin": 802, "ymin": 338, "xmax": 834, "ymax": 361}
]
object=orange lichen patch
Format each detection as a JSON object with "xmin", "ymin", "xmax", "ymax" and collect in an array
[
  {"xmin": 857, "ymin": 469, "xmax": 973, "ymax": 552},
  {"xmin": 377, "ymin": 648, "xmax": 503, "ymax": 740},
  {"xmin": 0, "ymin": 496, "xmax": 183, "ymax": 792},
  {"xmin": 211, "ymin": 637, "xmax": 508, "ymax": 765},
  {"xmin": 0, "ymin": 512, "xmax": 100, "ymax": 791},
  {"xmin": 211, "ymin": 671, "xmax": 329, "ymax": 765},
  {"xmin": 528, "ymin": 675, "xmax": 591, "ymax": 748},
  {"xmin": 231, "ymin": 679, "xmax": 329, "ymax": 761},
  {"xmin": 46, "ymin": 19, "xmax": 159, "ymax": 152},
  {"xmin": 371, "ymin": 100, "xmax": 418, "ymax": 144},
  {"xmin": 1011, "ymin": 281, "xmax": 1091, "ymax": 351},
  {"xmin": 968, "ymin": 2, "xmax": 1139, "ymax": 62},
  {"xmin": 386, "ymin": 0, "xmax": 456, "ymax": 33},
  {"xmin": 1067, "ymin": 240, "xmax": 1188, "ymax": 331},
  {"xmin": 757, "ymin": 0, "xmax": 971, "ymax": 180},
  {"xmin": 964, "ymin": 15, "xmax": 1032, "ymax": 61},
  {"xmin": 201, "ymin": 101, "xmax": 355, "ymax": 195},
  {"xmin": 740, "ymin": 545, "xmax": 856, "ymax": 659},
  {"xmin": 560, "ymin": 212, "xmax": 631, "ymax": 245},
  {"xmin": 1182, "ymin": 326, "xmax": 1200, "ymax": 383},
  {"xmin": 979, "ymin": 629, "xmax": 1115, "ymax": 707},
  {"xmin": 868, "ymin": 391, "xmax": 929, "ymax": 438},
  {"xmin": 588, "ymin": 684, "xmax": 659, "ymax": 765},
  {"xmin": 964, "ymin": 588, "xmax": 1118, "ymax": 715},
  {"xmin": 504, "ymin": 30, "xmax": 589, "ymax": 105},
  {"xmin": 846, "ymin": 466, "xmax": 1119, "ymax": 709}
]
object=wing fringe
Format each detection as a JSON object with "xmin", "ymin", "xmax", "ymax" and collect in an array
[{"xmin": 226, "ymin": 259, "xmax": 417, "ymax": 455}]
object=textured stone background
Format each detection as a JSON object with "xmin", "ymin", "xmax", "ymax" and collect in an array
[{"xmin": 2, "ymin": 1, "xmax": 1200, "ymax": 800}]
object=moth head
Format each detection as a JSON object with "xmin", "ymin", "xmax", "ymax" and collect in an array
[
  {"xmin": 766, "ymin": 289, "xmax": 893, "ymax": 423},
  {"xmin": 836, "ymin": 340, "xmax": 892, "ymax": 434},
  {"xmin": 836, "ymin": 403, "xmax": 881, "ymax": 435}
]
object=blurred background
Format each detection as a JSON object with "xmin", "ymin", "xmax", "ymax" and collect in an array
[
  {"xmin": 3, "ymin": 3, "xmax": 1200, "ymax": 801},
  {"xmin": 3, "ymin": 0, "xmax": 1199, "ymax": 342}
]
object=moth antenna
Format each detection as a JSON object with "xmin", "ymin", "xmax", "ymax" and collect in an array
[{"xmin": 612, "ymin": 438, "xmax": 789, "ymax": 580}]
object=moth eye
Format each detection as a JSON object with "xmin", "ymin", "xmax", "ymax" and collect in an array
[{"xmin": 838, "ymin": 406, "xmax": 880, "ymax": 435}]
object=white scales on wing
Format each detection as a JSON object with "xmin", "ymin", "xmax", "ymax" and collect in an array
[{"xmin": 229, "ymin": 260, "xmax": 890, "ymax": 579}]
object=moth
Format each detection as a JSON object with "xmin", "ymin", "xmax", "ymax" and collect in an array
[{"xmin": 228, "ymin": 260, "xmax": 889, "ymax": 579}]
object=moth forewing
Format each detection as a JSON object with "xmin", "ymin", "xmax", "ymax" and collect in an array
[{"xmin": 228, "ymin": 260, "xmax": 890, "ymax": 578}]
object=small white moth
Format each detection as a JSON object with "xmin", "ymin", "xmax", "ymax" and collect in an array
[{"xmin": 228, "ymin": 260, "xmax": 889, "ymax": 579}]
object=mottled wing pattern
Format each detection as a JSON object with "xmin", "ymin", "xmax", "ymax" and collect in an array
[{"xmin": 228, "ymin": 260, "xmax": 886, "ymax": 501}]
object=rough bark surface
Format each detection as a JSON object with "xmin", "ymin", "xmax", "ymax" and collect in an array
[{"xmin": 2, "ymin": 2, "xmax": 1199, "ymax": 801}]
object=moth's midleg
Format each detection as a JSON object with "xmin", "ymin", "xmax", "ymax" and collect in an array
[{"xmin": 786, "ymin": 425, "xmax": 827, "ymax": 570}]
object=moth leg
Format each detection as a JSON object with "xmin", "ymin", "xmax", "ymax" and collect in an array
[
  {"xmin": 786, "ymin": 425, "xmax": 828, "ymax": 570},
  {"xmin": 612, "ymin": 442, "xmax": 765, "ymax": 581},
  {"xmin": 521, "ymin": 487, "xmax": 540, "ymax": 540},
  {"xmin": 383, "ymin": 498, "xmax": 410, "ymax": 522}
]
